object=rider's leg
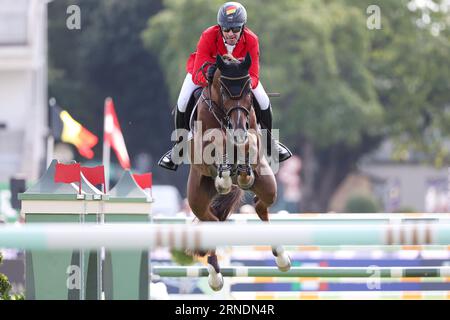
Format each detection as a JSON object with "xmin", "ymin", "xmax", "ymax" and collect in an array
[
  {"xmin": 252, "ymin": 81, "xmax": 292, "ymax": 162},
  {"xmin": 158, "ymin": 73, "xmax": 200, "ymax": 171}
]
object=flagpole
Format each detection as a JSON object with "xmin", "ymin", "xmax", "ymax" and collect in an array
[
  {"xmin": 47, "ymin": 98, "xmax": 56, "ymax": 167},
  {"xmin": 103, "ymin": 98, "xmax": 111, "ymax": 192},
  {"xmin": 100, "ymin": 100, "xmax": 110, "ymax": 300},
  {"xmin": 103, "ymin": 141, "xmax": 110, "ymax": 192},
  {"xmin": 46, "ymin": 134, "xmax": 54, "ymax": 168}
]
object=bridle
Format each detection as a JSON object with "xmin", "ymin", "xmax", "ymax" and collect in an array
[
  {"xmin": 197, "ymin": 62, "xmax": 252, "ymax": 131},
  {"xmin": 195, "ymin": 60, "xmax": 255, "ymax": 177}
]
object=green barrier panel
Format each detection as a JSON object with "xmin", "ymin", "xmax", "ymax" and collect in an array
[
  {"xmin": 19, "ymin": 160, "xmax": 103, "ymax": 300},
  {"xmin": 103, "ymin": 170, "xmax": 152, "ymax": 300}
]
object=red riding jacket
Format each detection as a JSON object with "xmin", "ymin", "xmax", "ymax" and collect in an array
[{"xmin": 186, "ymin": 25, "xmax": 260, "ymax": 89}]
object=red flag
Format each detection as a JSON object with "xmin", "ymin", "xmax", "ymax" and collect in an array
[
  {"xmin": 132, "ymin": 173, "xmax": 152, "ymax": 189},
  {"xmin": 81, "ymin": 165, "xmax": 105, "ymax": 192},
  {"xmin": 54, "ymin": 163, "xmax": 81, "ymax": 193},
  {"xmin": 104, "ymin": 98, "xmax": 131, "ymax": 169}
]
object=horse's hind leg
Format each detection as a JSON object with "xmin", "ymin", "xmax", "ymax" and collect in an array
[
  {"xmin": 251, "ymin": 161, "xmax": 277, "ymax": 222},
  {"xmin": 251, "ymin": 160, "xmax": 291, "ymax": 272},
  {"xmin": 187, "ymin": 169, "xmax": 219, "ymax": 222},
  {"xmin": 187, "ymin": 169, "xmax": 224, "ymax": 290},
  {"xmin": 206, "ymin": 254, "xmax": 223, "ymax": 291},
  {"xmin": 254, "ymin": 196, "xmax": 291, "ymax": 272}
]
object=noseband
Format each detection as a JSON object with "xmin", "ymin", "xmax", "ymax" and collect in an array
[{"xmin": 225, "ymin": 105, "xmax": 250, "ymax": 130}]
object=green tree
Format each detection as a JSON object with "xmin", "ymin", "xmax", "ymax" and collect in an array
[
  {"xmin": 143, "ymin": 0, "xmax": 450, "ymax": 211},
  {"xmin": 344, "ymin": 195, "xmax": 379, "ymax": 213},
  {"xmin": 0, "ymin": 252, "xmax": 15, "ymax": 300},
  {"xmin": 48, "ymin": 0, "xmax": 182, "ymax": 186}
]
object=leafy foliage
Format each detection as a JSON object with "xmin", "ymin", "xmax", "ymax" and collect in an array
[
  {"xmin": 48, "ymin": 0, "xmax": 450, "ymax": 209},
  {"xmin": 0, "ymin": 252, "xmax": 23, "ymax": 300},
  {"xmin": 170, "ymin": 249, "xmax": 196, "ymax": 265},
  {"xmin": 344, "ymin": 195, "xmax": 380, "ymax": 213},
  {"xmin": 48, "ymin": 0, "xmax": 177, "ymax": 185},
  {"xmin": 143, "ymin": 0, "xmax": 450, "ymax": 210}
]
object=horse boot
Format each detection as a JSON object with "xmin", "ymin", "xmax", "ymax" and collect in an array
[
  {"xmin": 158, "ymin": 108, "xmax": 187, "ymax": 171},
  {"xmin": 259, "ymin": 105, "xmax": 292, "ymax": 163}
]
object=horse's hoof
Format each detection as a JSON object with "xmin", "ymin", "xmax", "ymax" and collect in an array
[
  {"xmin": 276, "ymin": 252, "xmax": 291, "ymax": 272},
  {"xmin": 237, "ymin": 172, "xmax": 255, "ymax": 190},
  {"xmin": 273, "ymin": 246, "xmax": 291, "ymax": 272},
  {"xmin": 214, "ymin": 172, "xmax": 232, "ymax": 194},
  {"xmin": 207, "ymin": 264, "xmax": 224, "ymax": 291},
  {"xmin": 208, "ymin": 273, "xmax": 224, "ymax": 291}
]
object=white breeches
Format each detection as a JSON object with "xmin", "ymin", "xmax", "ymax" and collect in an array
[
  {"xmin": 251, "ymin": 81, "xmax": 270, "ymax": 110},
  {"xmin": 176, "ymin": 73, "xmax": 271, "ymax": 112},
  {"xmin": 177, "ymin": 74, "xmax": 201, "ymax": 112}
]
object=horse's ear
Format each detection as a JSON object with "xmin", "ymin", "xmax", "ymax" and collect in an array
[
  {"xmin": 241, "ymin": 52, "xmax": 252, "ymax": 70},
  {"xmin": 216, "ymin": 55, "xmax": 225, "ymax": 70}
]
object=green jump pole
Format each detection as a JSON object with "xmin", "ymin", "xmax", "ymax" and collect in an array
[{"xmin": 152, "ymin": 266, "xmax": 450, "ymax": 278}]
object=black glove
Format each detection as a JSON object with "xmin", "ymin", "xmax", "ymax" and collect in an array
[{"xmin": 206, "ymin": 64, "xmax": 217, "ymax": 82}]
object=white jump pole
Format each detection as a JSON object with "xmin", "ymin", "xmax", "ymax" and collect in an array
[{"xmin": 1, "ymin": 222, "xmax": 450, "ymax": 250}]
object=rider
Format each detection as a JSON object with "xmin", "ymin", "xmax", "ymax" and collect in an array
[{"xmin": 159, "ymin": 1, "xmax": 292, "ymax": 171}]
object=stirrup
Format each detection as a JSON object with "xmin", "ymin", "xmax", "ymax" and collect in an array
[
  {"xmin": 276, "ymin": 141, "xmax": 292, "ymax": 162},
  {"xmin": 274, "ymin": 141, "xmax": 292, "ymax": 163},
  {"xmin": 158, "ymin": 150, "xmax": 178, "ymax": 171}
]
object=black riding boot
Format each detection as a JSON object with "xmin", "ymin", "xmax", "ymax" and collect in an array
[
  {"xmin": 259, "ymin": 105, "xmax": 292, "ymax": 163},
  {"xmin": 158, "ymin": 108, "xmax": 187, "ymax": 171}
]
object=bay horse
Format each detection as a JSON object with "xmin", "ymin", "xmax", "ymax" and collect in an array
[{"xmin": 186, "ymin": 53, "xmax": 291, "ymax": 291}]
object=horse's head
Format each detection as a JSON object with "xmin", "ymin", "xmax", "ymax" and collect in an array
[{"xmin": 213, "ymin": 53, "xmax": 253, "ymax": 146}]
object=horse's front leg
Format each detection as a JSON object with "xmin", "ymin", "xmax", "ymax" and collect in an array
[
  {"xmin": 214, "ymin": 157, "xmax": 233, "ymax": 195},
  {"xmin": 202, "ymin": 129, "xmax": 232, "ymax": 195},
  {"xmin": 236, "ymin": 130, "xmax": 258, "ymax": 190}
]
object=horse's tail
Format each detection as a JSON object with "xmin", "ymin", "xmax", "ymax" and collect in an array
[{"xmin": 210, "ymin": 186, "xmax": 244, "ymax": 221}]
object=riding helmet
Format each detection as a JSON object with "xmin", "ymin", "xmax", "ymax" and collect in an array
[{"xmin": 217, "ymin": 2, "xmax": 247, "ymax": 29}]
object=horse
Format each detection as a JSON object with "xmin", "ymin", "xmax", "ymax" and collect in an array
[{"xmin": 185, "ymin": 53, "xmax": 291, "ymax": 291}]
